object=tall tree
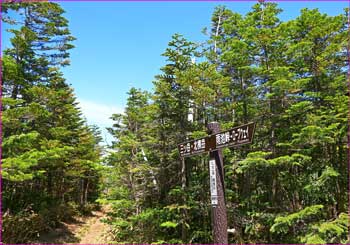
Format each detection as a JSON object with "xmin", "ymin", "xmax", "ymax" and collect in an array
[{"xmin": 2, "ymin": 2, "xmax": 102, "ymax": 243}]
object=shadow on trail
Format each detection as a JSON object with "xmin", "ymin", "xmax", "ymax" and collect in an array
[
  {"xmin": 34, "ymin": 217, "xmax": 85, "ymax": 244},
  {"xmin": 31, "ymin": 207, "xmax": 110, "ymax": 244}
]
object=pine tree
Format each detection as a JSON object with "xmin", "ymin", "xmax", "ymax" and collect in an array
[{"xmin": 2, "ymin": 2, "xmax": 102, "ymax": 243}]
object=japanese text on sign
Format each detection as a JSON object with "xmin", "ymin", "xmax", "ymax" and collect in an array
[
  {"xmin": 215, "ymin": 123, "xmax": 253, "ymax": 149},
  {"xmin": 209, "ymin": 159, "xmax": 218, "ymax": 205},
  {"xmin": 178, "ymin": 137, "xmax": 207, "ymax": 157},
  {"xmin": 178, "ymin": 122, "xmax": 256, "ymax": 157}
]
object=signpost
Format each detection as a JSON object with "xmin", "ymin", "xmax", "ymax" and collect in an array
[{"xmin": 178, "ymin": 122, "xmax": 256, "ymax": 244}]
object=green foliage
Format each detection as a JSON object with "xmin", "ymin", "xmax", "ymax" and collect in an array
[
  {"xmin": 270, "ymin": 205, "xmax": 324, "ymax": 234},
  {"xmin": 160, "ymin": 221, "xmax": 178, "ymax": 228},
  {"xmin": 2, "ymin": 2, "xmax": 102, "ymax": 243},
  {"xmin": 4, "ymin": 1, "xmax": 346, "ymax": 244},
  {"xmin": 301, "ymin": 213, "xmax": 349, "ymax": 244},
  {"xmin": 102, "ymin": 3, "xmax": 349, "ymax": 244},
  {"xmin": 100, "ymin": 3, "xmax": 349, "ymax": 243}
]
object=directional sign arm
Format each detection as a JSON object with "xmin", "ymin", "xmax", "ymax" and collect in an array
[{"xmin": 178, "ymin": 122, "xmax": 256, "ymax": 157}]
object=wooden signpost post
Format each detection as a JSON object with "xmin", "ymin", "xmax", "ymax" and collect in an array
[{"xmin": 178, "ymin": 122, "xmax": 256, "ymax": 244}]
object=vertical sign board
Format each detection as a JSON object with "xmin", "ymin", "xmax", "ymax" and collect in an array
[{"xmin": 209, "ymin": 159, "xmax": 218, "ymax": 205}]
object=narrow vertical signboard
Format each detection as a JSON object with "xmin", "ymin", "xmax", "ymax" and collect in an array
[{"xmin": 209, "ymin": 159, "xmax": 218, "ymax": 205}]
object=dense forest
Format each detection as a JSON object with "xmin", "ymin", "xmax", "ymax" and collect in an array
[
  {"xmin": 2, "ymin": 1, "xmax": 350, "ymax": 244},
  {"xmin": 1, "ymin": 2, "xmax": 102, "ymax": 243}
]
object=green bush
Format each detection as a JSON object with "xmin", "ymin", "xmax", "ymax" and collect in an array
[{"xmin": 78, "ymin": 202, "xmax": 100, "ymax": 215}]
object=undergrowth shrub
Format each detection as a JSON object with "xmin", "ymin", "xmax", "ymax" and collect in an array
[
  {"xmin": 2, "ymin": 201, "xmax": 94, "ymax": 243},
  {"xmin": 78, "ymin": 202, "xmax": 100, "ymax": 215},
  {"xmin": 2, "ymin": 209, "xmax": 44, "ymax": 243}
]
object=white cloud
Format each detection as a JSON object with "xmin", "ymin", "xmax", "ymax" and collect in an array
[
  {"xmin": 77, "ymin": 98, "xmax": 124, "ymax": 145},
  {"xmin": 77, "ymin": 98, "xmax": 124, "ymax": 126}
]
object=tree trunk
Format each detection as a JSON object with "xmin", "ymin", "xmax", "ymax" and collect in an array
[{"xmin": 84, "ymin": 179, "xmax": 89, "ymax": 204}]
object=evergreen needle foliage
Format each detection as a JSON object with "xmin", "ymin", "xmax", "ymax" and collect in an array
[
  {"xmin": 2, "ymin": 2, "xmax": 103, "ymax": 243},
  {"xmin": 102, "ymin": 3, "xmax": 349, "ymax": 244},
  {"xmin": 2, "ymin": 2, "xmax": 349, "ymax": 244}
]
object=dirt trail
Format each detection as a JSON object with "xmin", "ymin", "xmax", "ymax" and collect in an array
[
  {"xmin": 78, "ymin": 210, "xmax": 109, "ymax": 244},
  {"xmin": 35, "ymin": 206, "xmax": 110, "ymax": 244}
]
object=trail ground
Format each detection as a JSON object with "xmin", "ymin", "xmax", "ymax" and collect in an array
[{"xmin": 35, "ymin": 206, "xmax": 110, "ymax": 244}]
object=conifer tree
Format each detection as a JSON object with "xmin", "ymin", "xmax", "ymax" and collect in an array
[{"xmin": 2, "ymin": 2, "xmax": 102, "ymax": 243}]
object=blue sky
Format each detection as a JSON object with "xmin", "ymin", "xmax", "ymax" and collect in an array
[{"xmin": 2, "ymin": 1, "xmax": 349, "ymax": 144}]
